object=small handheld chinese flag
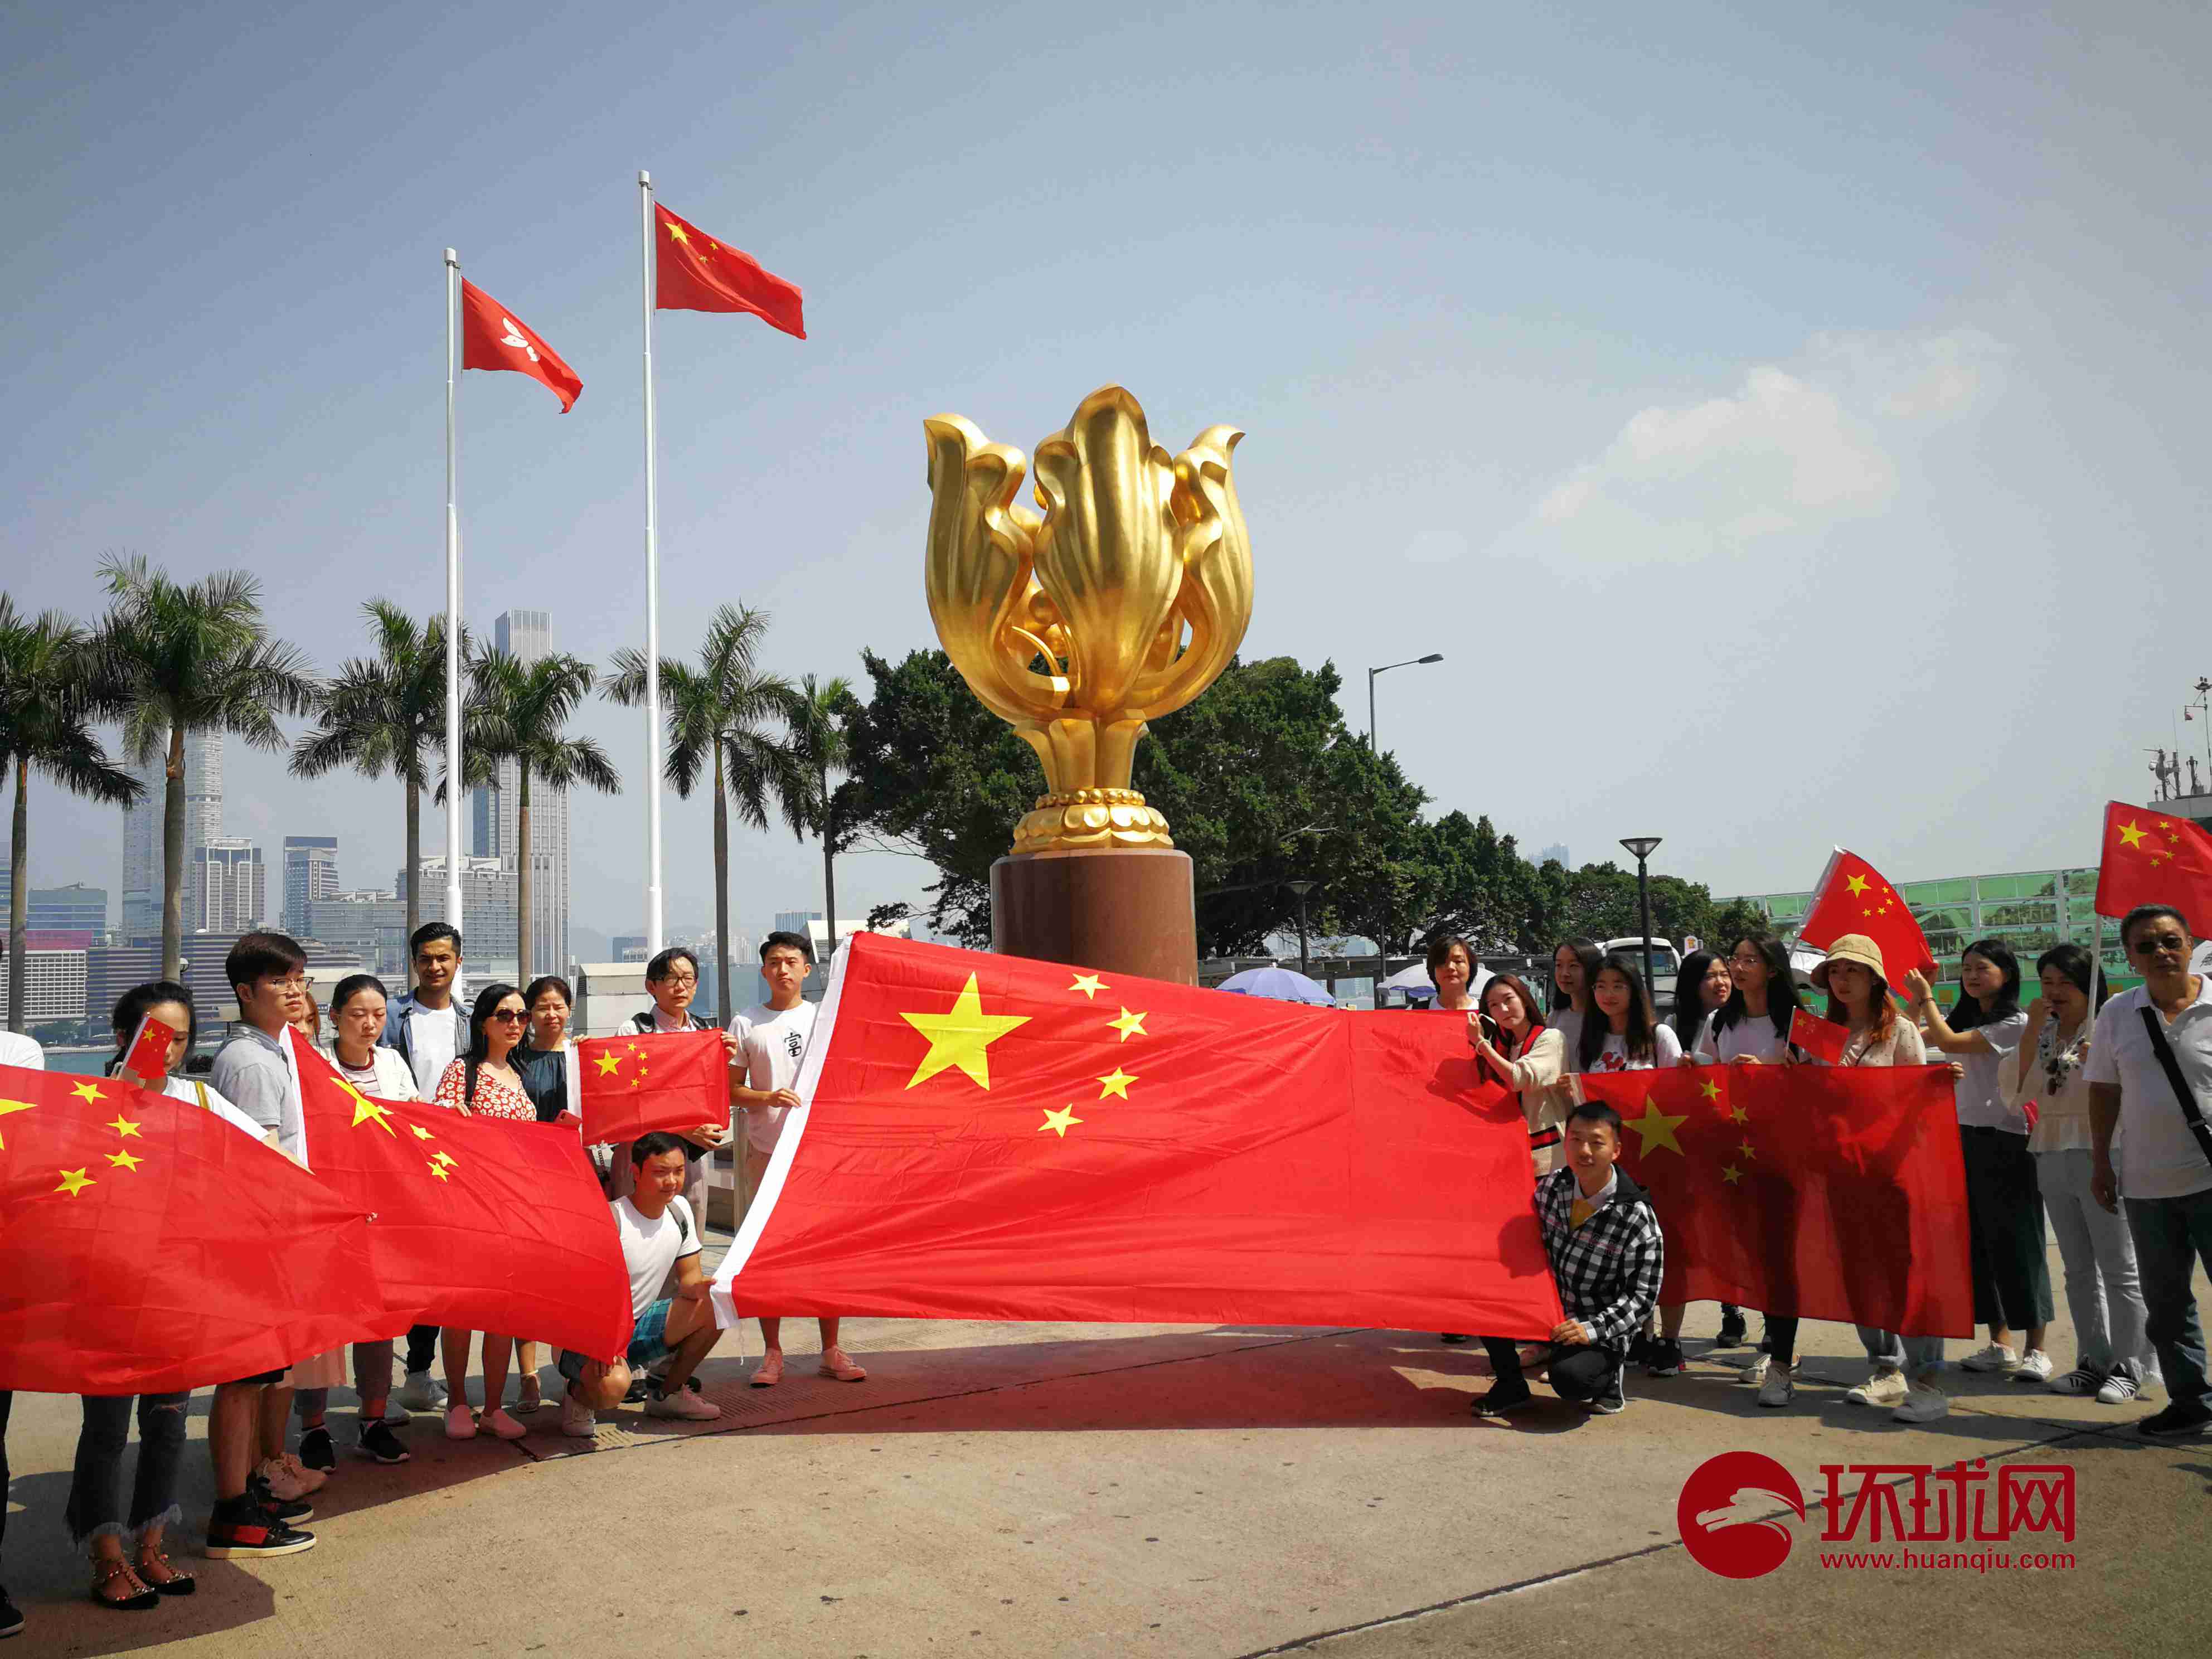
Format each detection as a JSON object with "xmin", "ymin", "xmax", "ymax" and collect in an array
[
  {"xmin": 119, "ymin": 1013, "xmax": 179, "ymax": 1088},
  {"xmin": 2093, "ymin": 801, "xmax": 2212, "ymax": 925},
  {"xmin": 1788, "ymin": 1007, "xmax": 1849, "ymax": 1065},
  {"xmin": 654, "ymin": 203, "xmax": 806, "ymax": 338},
  {"xmin": 1797, "ymin": 848, "xmax": 1938, "ymax": 987},
  {"xmin": 575, "ymin": 1030, "xmax": 730, "ymax": 1148},
  {"xmin": 459, "ymin": 278, "xmax": 583, "ymax": 411}
]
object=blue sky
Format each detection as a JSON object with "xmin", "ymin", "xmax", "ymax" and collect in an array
[{"xmin": 4, "ymin": 2, "xmax": 2207, "ymax": 945}]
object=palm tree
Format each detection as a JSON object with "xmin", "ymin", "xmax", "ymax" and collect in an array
[
  {"xmin": 469, "ymin": 650, "xmax": 619, "ymax": 983},
  {"xmin": 790, "ymin": 672, "xmax": 857, "ymax": 959},
  {"xmin": 290, "ymin": 601, "xmax": 468, "ymax": 948},
  {"xmin": 608, "ymin": 603, "xmax": 806, "ymax": 1026},
  {"xmin": 95, "ymin": 556, "xmax": 318, "ymax": 979},
  {"xmin": 0, "ymin": 599, "xmax": 142, "ymax": 1032}
]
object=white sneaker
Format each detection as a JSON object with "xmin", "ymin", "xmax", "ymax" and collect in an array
[
  {"xmin": 1738, "ymin": 1353, "xmax": 1770, "ymax": 1386},
  {"xmin": 1891, "ymin": 1385, "xmax": 1950, "ymax": 1423},
  {"xmin": 1846, "ymin": 1366, "xmax": 1909, "ymax": 1407},
  {"xmin": 2012, "ymin": 1349, "xmax": 2054, "ymax": 1383},
  {"xmin": 1959, "ymin": 1342, "xmax": 2020, "ymax": 1373},
  {"xmin": 646, "ymin": 1389, "xmax": 724, "ymax": 1422},
  {"xmin": 560, "ymin": 1395, "xmax": 596, "ymax": 1438},
  {"xmin": 255, "ymin": 1453, "xmax": 324, "ymax": 1501},
  {"xmin": 1757, "ymin": 1368, "xmax": 1795, "ymax": 1409},
  {"xmin": 2046, "ymin": 1366, "xmax": 2106, "ymax": 1395},
  {"xmin": 380, "ymin": 1401, "xmax": 414, "ymax": 1425},
  {"xmin": 480, "ymin": 1408, "xmax": 527, "ymax": 1441},
  {"xmin": 443, "ymin": 1405, "xmax": 477, "ymax": 1440},
  {"xmin": 2095, "ymin": 1371, "xmax": 2143, "ymax": 1405},
  {"xmin": 396, "ymin": 1370, "xmax": 448, "ymax": 1412}
]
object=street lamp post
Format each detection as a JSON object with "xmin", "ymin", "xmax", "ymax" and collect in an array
[
  {"xmin": 1285, "ymin": 879, "xmax": 1315, "ymax": 977},
  {"xmin": 1366, "ymin": 653, "xmax": 1445, "ymax": 754},
  {"xmin": 1619, "ymin": 837, "xmax": 1663, "ymax": 993}
]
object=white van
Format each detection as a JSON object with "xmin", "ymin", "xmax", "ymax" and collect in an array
[{"xmin": 1600, "ymin": 937, "xmax": 1685, "ymax": 1014}]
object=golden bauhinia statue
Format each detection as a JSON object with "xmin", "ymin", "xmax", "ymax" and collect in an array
[{"xmin": 924, "ymin": 385, "xmax": 1254, "ymax": 856}]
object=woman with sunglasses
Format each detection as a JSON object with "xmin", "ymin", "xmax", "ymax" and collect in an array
[{"xmin": 431, "ymin": 984, "xmax": 538, "ymax": 1441}]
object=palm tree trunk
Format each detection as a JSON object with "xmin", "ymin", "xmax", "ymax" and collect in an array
[
  {"xmin": 402, "ymin": 774, "xmax": 421, "ymax": 950},
  {"xmin": 515, "ymin": 763, "xmax": 532, "ymax": 983},
  {"xmin": 7, "ymin": 759, "xmax": 28, "ymax": 1034},
  {"xmin": 821, "ymin": 758, "xmax": 838, "ymax": 959},
  {"xmin": 712, "ymin": 739, "xmax": 731, "ymax": 1027},
  {"xmin": 161, "ymin": 725, "xmax": 186, "ymax": 982}
]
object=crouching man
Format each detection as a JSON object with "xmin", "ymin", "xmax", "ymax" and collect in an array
[
  {"xmin": 1473, "ymin": 1102, "xmax": 1663, "ymax": 1418},
  {"xmin": 559, "ymin": 1133, "xmax": 725, "ymax": 1435}
]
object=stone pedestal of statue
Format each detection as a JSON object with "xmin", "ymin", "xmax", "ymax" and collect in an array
[{"xmin": 989, "ymin": 846, "xmax": 1199, "ymax": 984}]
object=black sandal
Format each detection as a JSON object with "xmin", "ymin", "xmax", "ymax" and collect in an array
[
  {"xmin": 137, "ymin": 1546, "xmax": 196, "ymax": 1597},
  {"xmin": 90, "ymin": 1558, "xmax": 159, "ymax": 1611}
]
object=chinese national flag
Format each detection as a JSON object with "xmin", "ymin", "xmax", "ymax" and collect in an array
[
  {"xmin": 1797, "ymin": 848, "xmax": 1937, "ymax": 987},
  {"xmin": 459, "ymin": 278, "xmax": 584, "ymax": 411},
  {"xmin": 2093, "ymin": 800, "xmax": 2212, "ymax": 925},
  {"xmin": 576, "ymin": 1030, "xmax": 730, "ymax": 1147},
  {"xmin": 710, "ymin": 935, "xmax": 1564, "ymax": 1337},
  {"xmin": 654, "ymin": 203, "xmax": 806, "ymax": 338},
  {"xmin": 0, "ymin": 1065, "xmax": 396, "ymax": 1394},
  {"xmin": 1788, "ymin": 1008, "xmax": 1849, "ymax": 1065},
  {"xmin": 1576, "ymin": 1066, "xmax": 1972, "ymax": 1336},
  {"xmin": 291, "ymin": 1039, "xmax": 630, "ymax": 1360},
  {"xmin": 119, "ymin": 1012, "xmax": 179, "ymax": 1088}
]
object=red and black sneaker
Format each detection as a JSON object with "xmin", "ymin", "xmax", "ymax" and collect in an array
[{"xmin": 205, "ymin": 1497, "xmax": 316, "ymax": 1559}]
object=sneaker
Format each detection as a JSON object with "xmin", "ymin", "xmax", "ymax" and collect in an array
[
  {"xmin": 561, "ymin": 1394, "xmax": 597, "ymax": 1439},
  {"xmin": 1470, "ymin": 1379, "xmax": 1535, "ymax": 1417},
  {"xmin": 1959, "ymin": 1342, "xmax": 2021, "ymax": 1373},
  {"xmin": 357, "ymin": 1418, "xmax": 411, "ymax": 1464},
  {"xmin": 205, "ymin": 1498, "xmax": 316, "ymax": 1559},
  {"xmin": 623, "ymin": 1375, "xmax": 651, "ymax": 1404},
  {"xmin": 645, "ymin": 1387, "xmax": 724, "ymax": 1422},
  {"xmin": 255, "ymin": 1453, "xmax": 323, "ymax": 1501},
  {"xmin": 1739, "ymin": 1353, "xmax": 1771, "ymax": 1387},
  {"xmin": 1586, "ymin": 1369, "xmax": 1627, "ymax": 1414},
  {"xmin": 2095, "ymin": 1372, "xmax": 2142, "ymax": 1406},
  {"xmin": 244, "ymin": 1477, "xmax": 312, "ymax": 1525},
  {"xmin": 2137, "ymin": 1403, "xmax": 2212, "ymax": 1440},
  {"xmin": 443, "ymin": 1405, "xmax": 477, "ymax": 1440},
  {"xmin": 1645, "ymin": 1338, "xmax": 1686, "ymax": 1377},
  {"xmin": 298, "ymin": 1425, "xmax": 336, "ymax": 1472},
  {"xmin": 395, "ymin": 1370, "xmax": 447, "ymax": 1412},
  {"xmin": 380, "ymin": 1401, "xmax": 413, "ymax": 1427},
  {"xmin": 1715, "ymin": 1308, "xmax": 1749, "ymax": 1348},
  {"xmin": 1891, "ymin": 1385, "xmax": 1950, "ymax": 1424},
  {"xmin": 1846, "ymin": 1366, "xmax": 1909, "ymax": 1408},
  {"xmin": 2012, "ymin": 1349, "xmax": 2054, "ymax": 1383},
  {"xmin": 1, "ymin": 1585, "xmax": 22, "ymax": 1639},
  {"xmin": 2046, "ymin": 1365, "xmax": 2107, "ymax": 1396},
  {"xmin": 1757, "ymin": 1367, "xmax": 1795, "ymax": 1409},
  {"xmin": 480, "ymin": 1408, "xmax": 528, "ymax": 1441}
]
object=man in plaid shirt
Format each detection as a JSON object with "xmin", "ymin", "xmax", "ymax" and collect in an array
[{"xmin": 1474, "ymin": 1101, "xmax": 1664, "ymax": 1417}]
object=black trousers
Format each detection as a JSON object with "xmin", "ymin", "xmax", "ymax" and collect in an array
[
  {"xmin": 1962, "ymin": 1126, "xmax": 2055, "ymax": 1330},
  {"xmin": 405, "ymin": 1323, "xmax": 439, "ymax": 1373},
  {"xmin": 1482, "ymin": 1337, "xmax": 1619, "ymax": 1402}
]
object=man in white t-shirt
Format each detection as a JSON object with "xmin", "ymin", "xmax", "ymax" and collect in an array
[
  {"xmin": 557, "ymin": 1133, "xmax": 724, "ymax": 1436},
  {"xmin": 2086, "ymin": 904, "xmax": 2212, "ymax": 1441},
  {"xmin": 729, "ymin": 930, "xmax": 865, "ymax": 1388}
]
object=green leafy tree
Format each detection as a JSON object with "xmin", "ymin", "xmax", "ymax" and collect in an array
[
  {"xmin": 95, "ymin": 556, "xmax": 318, "ymax": 978},
  {"xmin": 290, "ymin": 601, "xmax": 467, "ymax": 947},
  {"xmin": 0, "ymin": 599, "xmax": 142, "ymax": 1032},
  {"xmin": 607, "ymin": 604, "xmax": 806, "ymax": 1024}
]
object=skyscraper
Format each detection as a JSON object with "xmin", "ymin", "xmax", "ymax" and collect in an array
[
  {"xmin": 191, "ymin": 840, "xmax": 266, "ymax": 933},
  {"xmin": 120, "ymin": 731, "xmax": 222, "ymax": 941},
  {"xmin": 469, "ymin": 608, "xmax": 570, "ymax": 972},
  {"xmin": 283, "ymin": 836, "xmax": 340, "ymax": 935}
]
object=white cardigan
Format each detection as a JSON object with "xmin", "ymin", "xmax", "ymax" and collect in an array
[{"xmin": 320, "ymin": 1041, "xmax": 421, "ymax": 1102}]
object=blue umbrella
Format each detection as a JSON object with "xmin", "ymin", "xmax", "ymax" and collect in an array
[{"xmin": 1216, "ymin": 966, "xmax": 1338, "ymax": 1006}]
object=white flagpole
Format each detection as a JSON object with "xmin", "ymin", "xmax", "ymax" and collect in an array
[
  {"xmin": 639, "ymin": 171, "xmax": 666, "ymax": 957},
  {"xmin": 443, "ymin": 249, "xmax": 467, "ymax": 939}
]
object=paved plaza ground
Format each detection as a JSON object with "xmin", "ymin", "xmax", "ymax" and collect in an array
[{"xmin": 3, "ymin": 1236, "xmax": 2206, "ymax": 1658}]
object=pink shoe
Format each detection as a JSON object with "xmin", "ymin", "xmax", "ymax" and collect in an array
[
  {"xmin": 481, "ymin": 1408, "xmax": 527, "ymax": 1441},
  {"xmin": 750, "ymin": 1351, "xmax": 784, "ymax": 1388},
  {"xmin": 818, "ymin": 1348, "xmax": 867, "ymax": 1382}
]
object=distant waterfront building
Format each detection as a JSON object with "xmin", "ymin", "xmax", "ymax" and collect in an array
[
  {"xmin": 120, "ymin": 731, "xmax": 223, "ymax": 941},
  {"xmin": 87, "ymin": 934, "xmax": 362, "ymax": 1032},
  {"xmin": 469, "ymin": 609, "xmax": 571, "ymax": 972},
  {"xmin": 609, "ymin": 934, "xmax": 648, "ymax": 962},
  {"xmin": 283, "ymin": 836, "xmax": 340, "ymax": 935},
  {"xmin": 191, "ymin": 839, "xmax": 266, "ymax": 934},
  {"xmin": 1, "ymin": 930, "xmax": 91, "ymax": 1023},
  {"xmin": 308, "ymin": 890, "xmax": 408, "ymax": 978},
  {"xmin": 28, "ymin": 884, "xmax": 108, "ymax": 935},
  {"xmin": 402, "ymin": 854, "xmax": 520, "ymax": 986},
  {"xmin": 1537, "ymin": 843, "xmax": 1570, "ymax": 868}
]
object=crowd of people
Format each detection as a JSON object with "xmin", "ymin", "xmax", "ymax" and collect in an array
[{"xmin": 3, "ymin": 908, "xmax": 2211, "ymax": 1637}]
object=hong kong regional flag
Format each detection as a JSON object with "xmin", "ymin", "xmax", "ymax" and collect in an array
[
  {"xmin": 0, "ymin": 1065, "xmax": 394, "ymax": 1394},
  {"xmin": 654, "ymin": 203, "xmax": 806, "ymax": 338},
  {"xmin": 292, "ymin": 1039, "xmax": 629, "ymax": 1360},
  {"xmin": 1576, "ymin": 1065, "xmax": 1972, "ymax": 1336},
  {"xmin": 459, "ymin": 278, "xmax": 584, "ymax": 411},
  {"xmin": 2093, "ymin": 800, "xmax": 2212, "ymax": 925},
  {"xmin": 576, "ymin": 1029, "xmax": 731, "ymax": 1147},
  {"xmin": 1796, "ymin": 847, "xmax": 1937, "ymax": 987},
  {"xmin": 711, "ymin": 934, "xmax": 1564, "ymax": 1337}
]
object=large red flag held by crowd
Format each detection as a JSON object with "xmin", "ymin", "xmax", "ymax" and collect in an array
[
  {"xmin": 1796, "ymin": 848, "xmax": 1938, "ymax": 986},
  {"xmin": 2093, "ymin": 799, "xmax": 2212, "ymax": 925},
  {"xmin": 1576, "ymin": 1065, "xmax": 1973, "ymax": 1336},
  {"xmin": 711, "ymin": 934, "xmax": 1564, "ymax": 1337},
  {"xmin": 290, "ymin": 1039, "xmax": 631, "ymax": 1361},
  {"xmin": 459, "ymin": 277, "xmax": 584, "ymax": 411},
  {"xmin": 575, "ymin": 1029, "xmax": 730, "ymax": 1147},
  {"xmin": 653, "ymin": 202, "xmax": 806, "ymax": 338},
  {"xmin": 0, "ymin": 1064, "xmax": 395, "ymax": 1394}
]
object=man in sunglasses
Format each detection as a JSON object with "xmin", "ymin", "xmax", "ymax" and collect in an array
[{"xmin": 2087, "ymin": 904, "xmax": 2212, "ymax": 1440}]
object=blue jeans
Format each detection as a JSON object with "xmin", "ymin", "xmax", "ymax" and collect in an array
[
  {"xmin": 2124, "ymin": 1186, "xmax": 2212, "ymax": 1417},
  {"xmin": 65, "ymin": 1394, "xmax": 190, "ymax": 1544}
]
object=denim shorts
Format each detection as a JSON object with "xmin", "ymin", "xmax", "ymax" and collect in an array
[{"xmin": 558, "ymin": 1298, "xmax": 675, "ymax": 1382}]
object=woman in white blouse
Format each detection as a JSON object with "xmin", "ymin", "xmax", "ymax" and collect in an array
[
  {"xmin": 1467, "ymin": 972, "xmax": 1569, "ymax": 1180},
  {"xmin": 1576, "ymin": 955, "xmax": 1682, "ymax": 1073}
]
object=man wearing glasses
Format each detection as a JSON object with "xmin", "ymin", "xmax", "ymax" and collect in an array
[{"xmin": 2087, "ymin": 905, "xmax": 2212, "ymax": 1440}]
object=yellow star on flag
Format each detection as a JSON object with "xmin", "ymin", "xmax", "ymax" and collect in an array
[
  {"xmin": 433, "ymin": 1151, "xmax": 458, "ymax": 1169},
  {"xmin": 1096, "ymin": 1068, "xmax": 1136, "ymax": 1100},
  {"xmin": 72, "ymin": 1080, "xmax": 107, "ymax": 1104},
  {"xmin": 1721, "ymin": 1163, "xmax": 1743, "ymax": 1185},
  {"xmin": 1625, "ymin": 1097, "xmax": 1687, "ymax": 1157},
  {"xmin": 666, "ymin": 220, "xmax": 689, "ymax": 243},
  {"xmin": 1738, "ymin": 1138, "xmax": 1757, "ymax": 1160},
  {"xmin": 1069, "ymin": 973, "xmax": 1108, "ymax": 1000},
  {"xmin": 106, "ymin": 1148, "xmax": 144, "ymax": 1172},
  {"xmin": 106, "ymin": 1115, "xmax": 142, "ymax": 1139},
  {"xmin": 339, "ymin": 1082, "xmax": 397, "ymax": 1137},
  {"xmin": 595, "ymin": 1051, "xmax": 622, "ymax": 1077},
  {"xmin": 900, "ymin": 974, "xmax": 1031, "ymax": 1090},
  {"xmin": 427, "ymin": 1160, "xmax": 450, "ymax": 1182},
  {"xmin": 55, "ymin": 1167, "xmax": 96, "ymax": 1197},
  {"xmin": 1729, "ymin": 1103, "xmax": 1749, "ymax": 1124},
  {"xmin": 1107, "ymin": 1007, "xmax": 1148, "ymax": 1042},
  {"xmin": 411, "ymin": 1124, "xmax": 434, "ymax": 1141},
  {"xmin": 0, "ymin": 1098, "xmax": 35, "ymax": 1149},
  {"xmin": 1845, "ymin": 873, "xmax": 1870, "ymax": 897},
  {"xmin": 1039, "ymin": 1105, "xmax": 1082, "ymax": 1138},
  {"xmin": 1697, "ymin": 1079, "xmax": 1720, "ymax": 1102},
  {"xmin": 2117, "ymin": 819, "xmax": 2147, "ymax": 850}
]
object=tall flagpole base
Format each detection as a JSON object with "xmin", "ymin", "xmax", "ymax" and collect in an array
[{"xmin": 989, "ymin": 846, "xmax": 1197, "ymax": 984}]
